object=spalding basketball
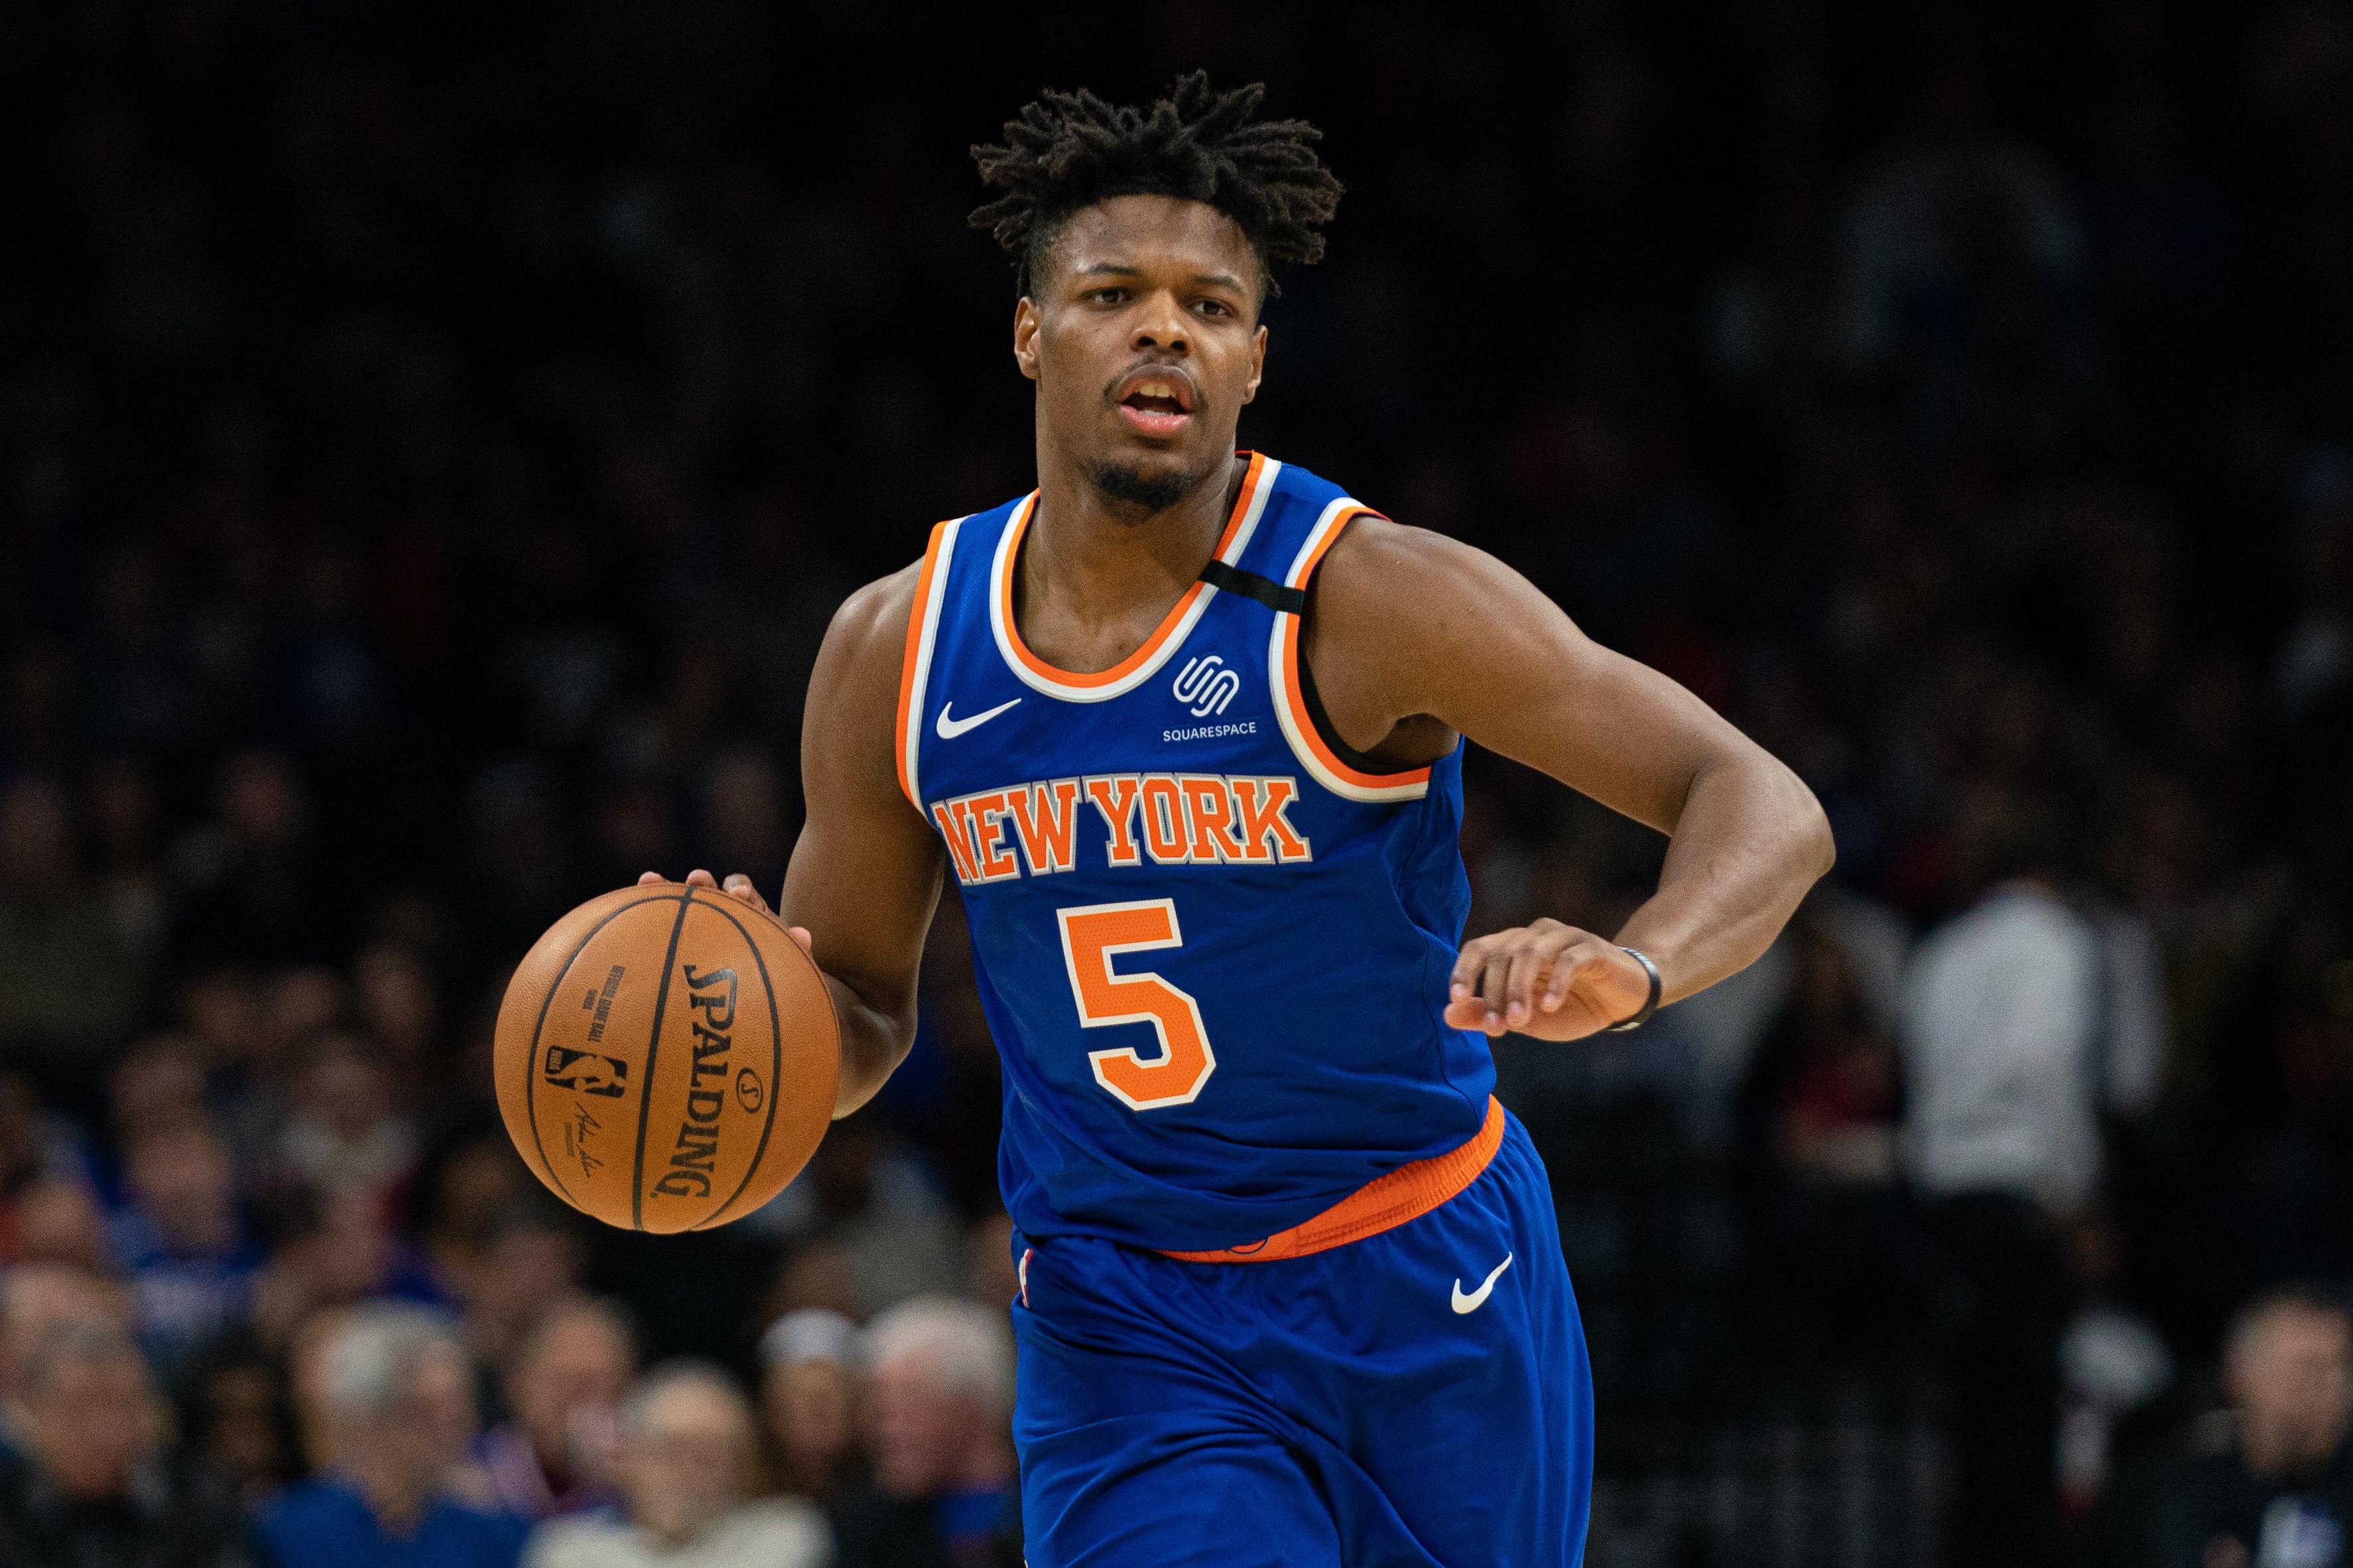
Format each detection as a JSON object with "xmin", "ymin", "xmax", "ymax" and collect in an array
[{"xmin": 494, "ymin": 884, "xmax": 840, "ymax": 1233}]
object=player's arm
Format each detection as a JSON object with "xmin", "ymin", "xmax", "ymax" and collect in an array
[
  {"xmin": 1306, "ymin": 518, "xmax": 1835, "ymax": 1042},
  {"xmin": 648, "ymin": 565, "xmax": 946, "ymax": 1117}
]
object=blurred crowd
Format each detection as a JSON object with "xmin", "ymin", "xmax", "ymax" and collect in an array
[
  {"xmin": 0, "ymin": 1268, "xmax": 1022, "ymax": 1568},
  {"xmin": 7, "ymin": 0, "xmax": 2353, "ymax": 1563}
]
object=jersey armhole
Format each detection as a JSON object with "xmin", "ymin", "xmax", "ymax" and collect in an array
[
  {"xmin": 1294, "ymin": 634, "xmax": 1409, "ymax": 778},
  {"xmin": 1267, "ymin": 502, "xmax": 1434, "ymax": 803},
  {"xmin": 894, "ymin": 516, "xmax": 962, "ymax": 812}
]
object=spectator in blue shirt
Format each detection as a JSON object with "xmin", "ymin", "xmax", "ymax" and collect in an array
[
  {"xmin": 2096, "ymin": 1287, "xmax": 2353, "ymax": 1568},
  {"xmin": 109, "ymin": 1118, "xmax": 264, "ymax": 1378},
  {"xmin": 261, "ymin": 1302, "xmax": 525, "ymax": 1568}
]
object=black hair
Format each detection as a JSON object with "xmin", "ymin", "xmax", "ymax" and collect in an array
[{"xmin": 970, "ymin": 72, "xmax": 1342, "ymax": 300}]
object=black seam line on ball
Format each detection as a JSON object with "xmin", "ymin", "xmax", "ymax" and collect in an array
[
  {"xmin": 526, "ymin": 892, "xmax": 672, "ymax": 1206},
  {"xmin": 631, "ymin": 891, "xmax": 696, "ymax": 1231},
  {"xmin": 686, "ymin": 896, "xmax": 787, "ymax": 1231}
]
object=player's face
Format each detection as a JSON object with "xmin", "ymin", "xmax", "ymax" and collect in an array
[{"xmin": 1015, "ymin": 195, "xmax": 1267, "ymax": 508}]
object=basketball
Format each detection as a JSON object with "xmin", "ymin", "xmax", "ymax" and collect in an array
[{"xmin": 493, "ymin": 884, "xmax": 840, "ymax": 1234}]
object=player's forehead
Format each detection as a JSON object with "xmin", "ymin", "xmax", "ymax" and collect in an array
[{"xmin": 1038, "ymin": 195, "xmax": 1263, "ymax": 296}]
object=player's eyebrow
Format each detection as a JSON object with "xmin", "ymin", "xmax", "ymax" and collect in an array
[{"xmin": 1074, "ymin": 262, "xmax": 1249, "ymax": 294}]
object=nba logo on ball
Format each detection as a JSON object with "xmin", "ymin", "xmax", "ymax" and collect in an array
[
  {"xmin": 494, "ymin": 884, "xmax": 841, "ymax": 1235},
  {"xmin": 542, "ymin": 1044, "xmax": 628, "ymax": 1097}
]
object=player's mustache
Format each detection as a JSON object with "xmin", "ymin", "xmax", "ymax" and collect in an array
[{"xmin": 1102, "ymin": 360, "xmax": 1200, "ymax": 408}]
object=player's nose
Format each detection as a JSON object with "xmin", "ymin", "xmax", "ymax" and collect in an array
[{"xmin": 1128, "ymin": 290, "xmax": 1190, "ymax": 355}]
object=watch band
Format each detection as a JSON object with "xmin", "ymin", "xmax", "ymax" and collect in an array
[{"xmin": 1604, "ymin": 946, "xmax": 1662, "ymax": 1033}]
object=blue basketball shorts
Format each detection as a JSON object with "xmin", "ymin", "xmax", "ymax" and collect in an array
[{"xmin": 1009, "ymin": 1111, "xmax": 1592, "ymax": 1567}]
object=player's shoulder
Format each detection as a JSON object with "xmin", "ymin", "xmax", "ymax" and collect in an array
[
  {"xmin": 1309, "ymin": 507, "xmax": 1523, "ymax": 629},
  {"xmin": 823, "ymin": 497, "xmax": 1019, "ymax": 666},
  {"xmin": 1297, "ymin": 493, "xmax": 1580, "ymax": 720},
  {"xmin": 1260, "ymin": 452, "xmax": 1497, "ymax": 599},
  {"xmin": 830, "ymin": 558, "xmax": 924, "ymax": 650},
  {"xmin": 814, "ymin": 551, "xmax": 930, "ymax": 690},
  {"xmin": 783, "ymin": 565, "xmax": 921, "ymax": 764},
  {"xmin": 1320, "ymin": 511, "xmax": 1470, "ymax": 576}
]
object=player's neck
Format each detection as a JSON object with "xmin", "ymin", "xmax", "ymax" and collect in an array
[{"xmin": 1025, "ymin": 446, "xmax": 1245, "ymax": 620}]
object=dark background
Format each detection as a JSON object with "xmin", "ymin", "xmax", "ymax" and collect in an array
[{"xmin": 5, "ymin": 1, "xmax": 2353, "ymax": 1561}]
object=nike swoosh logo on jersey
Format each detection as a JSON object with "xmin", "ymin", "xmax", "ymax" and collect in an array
[
  {"xmin": 1451, "ymin": 1252, "xmax": 1513, "ymax": 1314},
  {"xmin": 936, "ymin": 697, "xmax": 1021, "ymax": 739}
]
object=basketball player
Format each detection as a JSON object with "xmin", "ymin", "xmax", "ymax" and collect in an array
[{"xmin": 649, "ymin": 76, "xmax": 1833, "ymax": 1567}]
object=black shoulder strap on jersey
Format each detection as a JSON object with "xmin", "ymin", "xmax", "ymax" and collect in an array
[
  {"xmin": 1203, "ymin": 518, "xmax": 1409, "ymax": 778},
  {"xmin": 1198, "ymin": 560, "xmax": 1306, "ymax": 615}
]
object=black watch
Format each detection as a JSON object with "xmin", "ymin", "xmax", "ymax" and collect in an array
[{"xmin": 1603, "ymin": 947, "xmax": 1661, "ymax": 1032}]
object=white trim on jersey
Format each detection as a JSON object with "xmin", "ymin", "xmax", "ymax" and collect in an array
[
  {"xmin": 1267, "ymin": 495, "xmax": 1432, "ymax": 804},
  {"xmin": 987, "ymin": 458, "xmax": 1282, "ymax": 703},
  {"xmin": 899, "ymin": 515, "xmax": 964, "ymax": 809}
]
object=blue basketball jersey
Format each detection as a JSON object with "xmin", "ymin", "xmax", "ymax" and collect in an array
[{"xmin": 896, "ymin": 453, "xmax": 1494, "ymax": 1253}]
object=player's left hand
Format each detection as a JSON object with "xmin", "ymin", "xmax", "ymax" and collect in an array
[
  {"xmin": 637, "ymin": 869, "xmax": 814, "ymax": 955},
  {"xmin": 1446, "ymin": 919, "xmax": 1653, "ymax": 1041}
]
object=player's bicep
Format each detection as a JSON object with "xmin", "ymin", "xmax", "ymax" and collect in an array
[{"xmin": 778, "ymin": 573, "xmax": 946, "ymax": 1020}]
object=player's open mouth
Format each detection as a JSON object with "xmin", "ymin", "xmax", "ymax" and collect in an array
[{"xmin": 1113, "ymin": 370, "xmax": 1194, "ymax": 438}]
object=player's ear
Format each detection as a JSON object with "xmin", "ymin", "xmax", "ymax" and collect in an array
[
  {"xmin": 1240, "ymin": 322, "xmax": 1267, "ymax": 405},
  {"xmin": 1013, "ymin": 297, "xmax": 1042, "ymax": 383}
]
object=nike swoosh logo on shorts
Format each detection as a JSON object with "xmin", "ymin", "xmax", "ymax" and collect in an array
[
  {"xmin": 936, "ymin": 697, "xmax": 1021, "ymax": 739},
  {"xmin": 1451, "ymin": 1252, "xmax": 1513, "ymax": 1314}
]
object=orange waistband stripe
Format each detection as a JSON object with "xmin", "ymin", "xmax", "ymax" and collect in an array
[{"xmin": 1161, "ymin": 1097, "xmax": 1506, "ymax": 1264}]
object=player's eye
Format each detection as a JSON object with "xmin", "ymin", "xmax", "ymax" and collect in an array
[
  {"xmin": 1088, "ymin": 287, "xmax": 1127, "ymax": 305},
  {"xmin": 1194, "ymin": 298, "xmax": 1232, "ymax": 317}
]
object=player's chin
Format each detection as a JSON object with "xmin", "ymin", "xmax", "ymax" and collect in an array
[{"xmin": 1084, "ymin": 446, "xmax": 1207, "ymax": 512}]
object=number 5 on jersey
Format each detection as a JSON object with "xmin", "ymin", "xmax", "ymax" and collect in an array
[{"xmin": 1056, "ymin": 899, "xmax": 1217, "ymax": 1111}]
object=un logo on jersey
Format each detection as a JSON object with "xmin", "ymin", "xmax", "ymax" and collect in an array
[{"xmin": 1173, "ymin": 656, "xmax": 1241, "ymax": 717}]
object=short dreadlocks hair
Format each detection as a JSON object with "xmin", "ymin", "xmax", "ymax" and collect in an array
[{"xmin": 970, "ymin": 73, "xmax": 1342, "ymax": 302}]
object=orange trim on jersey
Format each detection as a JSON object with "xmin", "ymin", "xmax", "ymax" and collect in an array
[
  {"xmin": 1287, "ymin": 497, "xmax": 1371, "ymax": 588},
  {"xmin": 894, "ymin": 519, "xmax": 953, "ymax": 809},
  {"xmin": 1275, "ymin": 506, "xmax": 1434, "ymax": 792},
  {"xmin": 1160, "ymin": 1096, "xmax": 1505, "ymax": 1263},
  {"xmin": 997, "ymin": 452, "xmax": 1269, "ymax": 689}
]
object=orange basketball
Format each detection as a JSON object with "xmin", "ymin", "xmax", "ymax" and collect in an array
[{"xmin": 493, "ymin": 884, "xmax": 840, "ymax": 1234}]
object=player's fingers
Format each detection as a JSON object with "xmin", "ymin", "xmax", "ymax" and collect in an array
[
  {"xmin": 1448, "ymin": 934, "xmax": 1495, "ymax": 1000},
  {"xmin": 1497, "ymin": 943, "xmax": 1539, "ymax": 1028},
  {"xmin": 1450, "ymin": 933, "xmax": 1502, "ymax": 1002},
  {"xmin": 683, "ymin": 868, "xmax": 720, "ymax": 889},
  {"xmin": 637, "ymin": 871, "xmax": 668, "ymax": 886},
  {"xmin": 786, "ymin": 925, "xmax": 814, "ymax": 953},
  {"xmin": 1478, "ymin": 945, "xmax": 1514, "ymax": 1034},
  {"xmin": 1504, "ymin": 931, "xmax": 1575, "ymax": 1026},
  {"xmin": 720, "ymin": 873, "xmax": 771, "ymax": 914}
]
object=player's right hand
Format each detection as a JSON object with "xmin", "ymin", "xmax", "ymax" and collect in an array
[
  {"xmin": 636, "ymin": 869, "xmax": 814, "ymax": 955},
  {"xmin": 1446, "ymin": 918, "xmax": 1651, "ymax": 1042}
]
